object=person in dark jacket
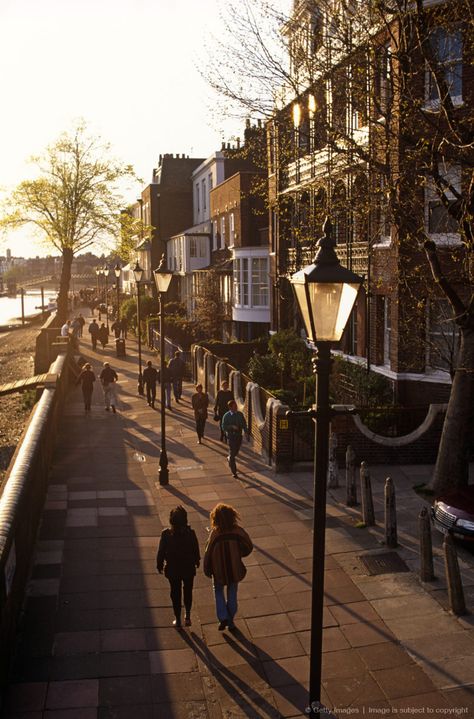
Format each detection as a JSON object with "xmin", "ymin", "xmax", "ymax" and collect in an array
[
  {"xmin": 213, "ymin": 380, "xmax": 234, "ymax": 442},
  {"xmin": 98, "ymin": 322, "xmax": 109, "ymax": 349},
  {"xmin": 143, "ymin": 360, "xmax": 158, "ymax": 408},
  {"xmin": 168, "ymin": 351, "xmax": 186, "ymax": 402},
  {"xmin": 88, "ymin": 319, "xmax": 100, "ymax": 350},
  {"xmin": 191, "ymin": 383, "xmax": 209, "ymax": 444},
  {"xmin": 111, "ymin": 319, "xmax": 121, "ymax": 339},
  {"xmin": 157, "ymin": 360, "xmax": 172, "ymax": 409},
  {"xmin": 203, "ymin": 503, "xmax": 253, "ymax": 631},
  {"xmin": 156, "ymin": 505, "xmax": 200, "ymax": 628},
  {"xmin": 76, "ymin": 362, "xmax": 96, "ymax": 413}
]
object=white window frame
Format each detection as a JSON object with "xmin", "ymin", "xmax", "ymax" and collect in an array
[
  {"xmin": 220, "ymin": 216, "xmax": 226, "ymax": 247},
  {"xmin": 229, "ymin": 213, "xmax": 235, "ymax": 246}
]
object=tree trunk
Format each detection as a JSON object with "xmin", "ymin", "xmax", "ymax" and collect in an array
[
  {"xmin": 57, "ymin": 247, "xmax": 73, "ymax": 324},
  {"xmin": 430, "ymin": 326, "xmax": 474, "ymax": 495}
]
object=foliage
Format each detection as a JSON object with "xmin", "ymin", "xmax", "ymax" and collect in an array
[
  {"xmin": 117, "ymin": 208, "xmax": 155, "ymax": 264},
  {"xmin": 268, "ymin": 329, "xmax": 312, "ymax": 385},
  {"xmin": 20, "ymin": 389, "xmax": 37, "ymax": 411},
  {"xmin": 162, "ymin": 314, "xmax": 197, "ymax": 350},
  {"xmin": 247, "ymin": 352, "xmax": 280, "ymax": 388},
  {"xmin": 193, "ymin": 269, "xmax": 229, "ymax": 340},
  {"xmin": 330, "ymin": 356, "xmax": 393, "ymax": 408},
  {"xmin": 0, "ymin": 122, "xmax": 137, "ymax": 322}
]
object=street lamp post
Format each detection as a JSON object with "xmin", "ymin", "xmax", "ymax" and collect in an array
[
  {"xmin": 290, "ymin": 217, "xmax": 363, "ymax": 717},
  {"xmin": 95, "ymin": 267, "xmax": 102, "ymax": 319},
  {"xmin": 133, "ymin": 260, "xmax": 145, "ymax": 396},
  {"xmin": 103, "ymin": 265, "xmax": 110, "ymax": 331},
  {"xmin": 114, "ymin": 264, "xmax": 121, "ymax": 320},
  {"xmin": 153, "ymin": 254, "xmax": 173, "ymax": 486}
]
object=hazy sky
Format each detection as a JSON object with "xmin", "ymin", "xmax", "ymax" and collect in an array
[{"xmin": 0, "ymin": 0, "xmax": 245, "ymax": 257}]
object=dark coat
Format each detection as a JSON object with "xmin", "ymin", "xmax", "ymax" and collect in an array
[
  {"xmin": 77, "ymin": 368, "xmax": 96, "ymax": 394},
  {"xmin": 156, "ymin": 526, "xmax": 200, "ymax": 579},
  {"xmin": 214, "ymin": 389, "xmax": 234, "ymax": 418},
  {"xmin": 143, "ymin": 366, "xmax": 158, "ymax": 386},
  {"xmin": 192, "ymin": 391, "xmax": 209, "ymax": 419},
  {"xmin": 168, "ymin": 356, "xmax": 186, "ymax": 380}
]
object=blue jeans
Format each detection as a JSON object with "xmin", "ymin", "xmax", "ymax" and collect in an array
[
  {"xmin": 227, "ymin": 434, "xmax": 242, "ymax": 475},
  {"xmin": 213, "ymin": 582, "xmax": 238, "ymax": 623}
]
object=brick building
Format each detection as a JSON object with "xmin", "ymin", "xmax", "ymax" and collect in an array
[{"xmin": 268, "ymin": 0, "xmax": 472, "ymax": 408}]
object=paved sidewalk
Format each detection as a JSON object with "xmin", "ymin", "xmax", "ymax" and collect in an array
[{"xmin": 2, "ymin": 317, "xmax": 474, "ymax": 718}]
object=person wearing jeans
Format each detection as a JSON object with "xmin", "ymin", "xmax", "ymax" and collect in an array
[
  {"xmin": 99, "ymin": 362, "xmax": 118, "ymax": 413},
  {"xmin": 203, "ymin": 503, "xmax": 253, "ymax": 631},
  {"xmin": 221, "ymin": 400, "xmax": 250, "ymax": 478}
]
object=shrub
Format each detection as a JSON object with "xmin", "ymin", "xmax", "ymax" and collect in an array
[{"xmin": 247, "ymin": 352, "xmax": 280, "ymax": 388}]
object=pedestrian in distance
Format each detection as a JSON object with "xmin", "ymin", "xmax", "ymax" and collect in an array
[
  {"xmin": 111, "ymin": 319, "xmax": 121, "ymax": 339},
  {"xmin": 156, "ymin": 505, "xmax": 201, "ymax": 629},
  {"xmin": 120, "ymin": 316, "xmax": 128, "ymax": 338},
  {"xmin": 76, "ymin": 362, "xmax": 96, "ymax": 413},
  {"xmin": 214, "ymin": 380, "xmax": 234, "ymax": 442},
  {"xmin": 99, "ymin": 361, "xmax": 118, "ymax": 413},
  {"xmin": 78, "ymin": 313, "xmax": 85, "ymax": 337},
  {"xmin": 221, "ymin": 400, "xmax": 250, "ymax": 479},
  {"xmin": 98, "ymin": 322, "xmax": 109, "ymax": 350},
  {"xmin": 143, "ymin": 360, "xmax": 158, "ymax": 408},
  {"xmin": 191, "ymin": 383, "xmax": 209, "ymax": 444},
  {"xmin": 157, "ymin": 360, "xmax": 173, "ymax": 409},
  {"xmin": 203, "ymin": 503, "xmax": 253, "ymax": 631},
  {"xmin": 88, "ymin": 319, "xmax": 100, "ymax": 350},
  {"xmin": 168, "ymin": 350, "xmax": 186, "ymax": 402},
  {"xmin": 60, "ymin": 320, "xmax": 70, "ymax": 337}
]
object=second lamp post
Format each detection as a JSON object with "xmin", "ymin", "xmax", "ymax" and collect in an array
[
  {"xmin": 153, "ymin": 256, "xmax": 173, "ymax": 486},
  {"xmin": 133, "ymin": 260, "xmax": 144, "ymax": 396}
]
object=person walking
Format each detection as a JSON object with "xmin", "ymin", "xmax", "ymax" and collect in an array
[
  {"xmin": 203, "ymin": 503, "xmax": 253, "ymax": 631},
  {"xmin": 191, "ymin": 383, "xmax": 209, "ymax": 444},
  {"xmin": 213, "ymin": 380, "xmax": 234, "ymax": 442},
  {"xmin": 221, "ymin": 400, "xmax": 250, "ymax": 478},
  {"xmin": 168, "ymin": 350, "xmax": 186, "ymax": 402},
  {"xmin": 157, "ymin": 360, "xmax": 173, "ymax": 409},
  {"xmin": 99, "ymin": 361, "xmax": 118, "ymax": 413},
  {"xmin": 156, "ymin": 506, "xmax": 200, "ymax": 629},
  {"xmin": 111, "ymin": 319, "xmax": 121, "ymax": 339},
  {"xmin": 98, "ymin": 322, "xmax": 109, "ymax": 350},
  {"xmin": 143, "ymin": 360, "xmax": 158, "ymax": 408},
  {"xmin": 88, "ymin": 319, "xmax": 100, "ymax": 350},
  {"xmin": 60, "ymin": 320, "xmax": 70, "ymax": 337},
  {"xmin": 77, "ymin": 313, "xmax": 85, "ymax": 337},
  {"xmin": 76, "ymin": 362, "xmax": 96, "ymax": 413}
]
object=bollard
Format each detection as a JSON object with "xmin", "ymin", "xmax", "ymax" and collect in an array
[
  {"xmin": 443, "ymin": 534, "xmax": 467, "ymax": 616},
  {"xmin": 346, "ymin": 445, "xmax": 357, "ymax": 506},
  {"xmin": 418, "ymin": 507, "xmax": 435, "ymax": 582},
  {"xmin": 327, "ymin": 432, "xmax": 339, "ymax": 488},
  {"xmin": 360, "ymin": 461, "xmax": 375, "ymax": 526},
  {"xmin": 384, "ymin": 477, "xmax": 397, "ymax": 548}
]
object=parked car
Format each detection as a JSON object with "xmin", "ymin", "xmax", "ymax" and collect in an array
[{"xmin": 431, "ymin": 485, "xmax": 474, "ymax": 541}]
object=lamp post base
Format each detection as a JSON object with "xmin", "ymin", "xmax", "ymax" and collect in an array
[
  {"xmin": 138, "ymin": 375, "xmax": 144, "ymax": 396},
  {"xmin": 159, "ymin": 449, "xmax": 169, "ymax": 485}
]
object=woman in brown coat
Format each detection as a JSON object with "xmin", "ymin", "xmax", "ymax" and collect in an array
[{"xmin": 203, "ymin": 503, "xmax": 253, "ymax": 630}]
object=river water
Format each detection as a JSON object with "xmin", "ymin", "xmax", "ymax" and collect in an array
[{"xmin": 0, "ymin": 290, "xmax": 57, "ymax": 326}]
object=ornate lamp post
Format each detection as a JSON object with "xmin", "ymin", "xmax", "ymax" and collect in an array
[
  {"xmin": 114, "ymin": 264, "xmax": 121, "ymax": 320},
  {"xmin": 133, "ymin": 260, "xmax": 144, "ymax": 396},
  {"xmin": 153, "ymin": 254, "xmax": 173, "ymax": 486},
  {"xmin": 103, "ymin": 265, "xmax": 110, "ymax": 330},
  {"xmin": 290, "ymin": 218, "xmax": 363, "ymax": 717}
]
